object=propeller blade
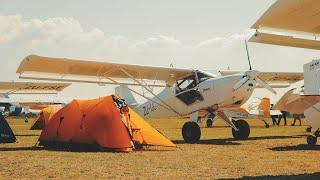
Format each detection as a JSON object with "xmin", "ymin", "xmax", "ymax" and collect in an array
[
  {"xmin": 256, "ymin": 77, "xmax": 277, "ymax": 95},
  {"xmin": 233, "ymin": 76, "xmax": 249, "ymax": 91}
]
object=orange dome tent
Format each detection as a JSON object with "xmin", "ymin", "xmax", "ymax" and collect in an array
[
  {"xmin": 39, "ymin": 95, "xmax": 175, "ymax": 152},
  {"xmin": 30, "ymin": 106, "xmax": 61, "ymax": 130}
]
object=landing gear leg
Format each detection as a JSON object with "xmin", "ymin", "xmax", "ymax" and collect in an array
[
  {"xmin": 307, "ymin": 129, "xmax": 319, "ymax": 145},
  {"xmin": 182, "ymin": 112, "xmax": 201, "ymax": 143},
  {"xmin": 261, "ymin": 119, "xmax": 269, "ymax": 128}
]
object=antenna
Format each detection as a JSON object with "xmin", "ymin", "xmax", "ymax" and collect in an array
[{"xmin": 245, "ymin": 40, "xmax": 252, "ymax": 70}]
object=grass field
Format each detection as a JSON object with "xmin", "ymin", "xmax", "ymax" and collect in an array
[{"xmin": 1, "ymin": 117, "xmax": 320, "ymax": 179}]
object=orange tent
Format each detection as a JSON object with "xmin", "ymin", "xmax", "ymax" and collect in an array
[
  {"xmin": 39, "ymin": 95, "xmax": 175, "ymax": 152},
  {"xmin": 30, "ymin": 106, "xmax": 61, "ymax": 130}
]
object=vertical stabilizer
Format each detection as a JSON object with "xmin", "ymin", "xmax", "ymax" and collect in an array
[
  {"xmin": 304, "ymin": 60, "xmax": 320, "ymax": 95},
  {"xmin": 258, "ymin": 97, "xmax": 270, "ymax": 118},
  {"xmin": 115, "ymin": 85, "xmax": 138, "ymax": 106}
]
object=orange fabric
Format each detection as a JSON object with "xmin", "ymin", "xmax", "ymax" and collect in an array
[
  {"xmin": 40, "ymin": 96, "xmax": 133, "ymax": 151},
  {"xmin": 128, "ymin": 107, "xmax": 176, "ymax": 147},
  {"xmin": 258, "ymin": 98, "xmax": 270, "ymax": 118},
  {"xmin": 30, "ymin": 106, "xmax": 61, "ymax": 130}
]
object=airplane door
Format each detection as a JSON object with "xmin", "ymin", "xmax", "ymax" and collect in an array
[{"xmin": 176, "ymin": 88, "xmax": 204, "ymax": 105}]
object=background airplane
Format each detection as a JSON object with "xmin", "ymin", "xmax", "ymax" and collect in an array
[
  {"xmin": 223, "ymin": 97, "xmax": 282, "ymax": 128},
  {"xmin": 249, "ymin": 0, "xmax": 320, "ymax": 145},
  {"xmin": 0, "ymin": 81, "xmax": 70, "ymax": 117}
]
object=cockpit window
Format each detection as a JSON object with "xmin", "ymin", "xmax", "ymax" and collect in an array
[
  {"xmin": 197, "ymin": 71, "xmax": 212, "ymax": 83},
  {"xmin": 176, "ymin": 75, "xmax": 196, "ymax": 93}
]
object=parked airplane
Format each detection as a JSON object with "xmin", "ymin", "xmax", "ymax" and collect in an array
[
  {"xmin": 0, "ymin": 81, "xmax": 70, "ymax": 116},
  {"xmin": 249, "ymin": 0, "xmax": 320, "ymax": 145},
  {"xmin": 275, "ymin": 60, "xmax": 320, "ymax": 145},
  {"xmin": 223, "ymin": 97, "xmax": 282, "ymax": 128},
  {"xmin": 16, "ymin": 51, "xmax": 302, "ymax": 143}
]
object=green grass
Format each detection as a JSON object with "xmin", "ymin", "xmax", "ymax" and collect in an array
[{"xmin": 1, "ymin": 117, "xmax": 320, "ymax": 179}]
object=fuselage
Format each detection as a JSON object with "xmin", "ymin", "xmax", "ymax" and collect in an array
[{"xmin": 133, "ymin": 73, "xmax": 256, "ymax": 119}]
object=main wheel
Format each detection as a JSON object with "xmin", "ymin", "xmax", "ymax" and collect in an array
[
  {"xmin": 232, "ymin": 119, "xmax": 250, "ymax": 140},
  {"xmin": 206, "ymin": 119, "xmax": 213, "ymax": 128},
  {"xmin": 182, "ymin": 121, "xmax": 201, "ymax": 143},
  {"xmin": 307, "ymin": 135, "xmax": 317, "ymax": 145}
]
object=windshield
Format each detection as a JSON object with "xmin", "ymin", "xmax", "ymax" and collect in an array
[{"xmin": 197, "ymin": 71, "xmax": 212, "ymax": 83}]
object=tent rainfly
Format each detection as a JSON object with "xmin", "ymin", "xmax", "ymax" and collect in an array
[
  {"xmin": 30, "ymin": 106, "xmax": 61, "ymax": 130},
  {"xmin": 39, "ymin": 95, "xmax": 175, "ymax": 152}
]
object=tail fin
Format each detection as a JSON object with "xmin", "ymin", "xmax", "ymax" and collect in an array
[
  {"xmin": 304, "ymin": 60, "xmax": 320, "ymax": 95},
  {"xmin": 258, "ymin": 97, "xmax": 270, "ymax": 118},
  {"xmin": 115, "ymin": 85, "xmax": 138, "ymax": 106}
]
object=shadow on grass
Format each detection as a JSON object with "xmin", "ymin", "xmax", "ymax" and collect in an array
[
  {"xmin": 0, "ymin": 143, "xmax": 176, "ymax": 153},
  {"xmin": 247, "ymin": 135, "xmax": 303, "ymax": 141},
  {"xmin": 173, "ymin": 135, "xmax": 304, "ymax": 145},
  {"xmin": 269, "ymin": 144, "xmax": 320, "ymax": 151},
  {"xmin": 237, "ymin": 172, "xmax": 320, "ymax": 179},
  {"xmin": 172, "ymin": 139, "xmax": 240, "ymax": 145},
  {"xmin": 0, "ymin": 146, "xmax": 44, "ymax": 151},
  {"xmin": 14, "ymin": 134, "xmax": 40, "ymax": 137}
]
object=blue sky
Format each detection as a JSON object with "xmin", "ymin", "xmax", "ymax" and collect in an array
[{"xmin": 1, "ymin": 0, "xmax": 319, "ymax": 101}]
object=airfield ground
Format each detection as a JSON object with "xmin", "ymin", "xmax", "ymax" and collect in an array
[{"xmin": 1, "ymin": 117, "xmax": 320, "ymax": 179}]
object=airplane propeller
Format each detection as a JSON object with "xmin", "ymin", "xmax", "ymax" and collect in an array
[{"xmin": 232, "ymin": 41, "xmax": 277, "ymax": 95}]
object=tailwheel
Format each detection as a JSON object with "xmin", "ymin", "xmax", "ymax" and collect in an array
[
  {"xmin": 232, "ymin": 119, "xmax": 250, "ymax": 140},
  {"xmin": 307, "ymin": 135, "xmax": 317, "ymax": 145},
  {"xmin": 206, "ymin": 118, "xmax": 213, "ymax": 128},
  {"xmin": 182, "ymin": 121, "xmax": 201, "ymax": 143}
]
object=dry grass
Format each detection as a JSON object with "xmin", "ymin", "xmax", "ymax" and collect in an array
[{"xmin": 1, "ymin": 117, "xmax": 320, "ymax": 179}]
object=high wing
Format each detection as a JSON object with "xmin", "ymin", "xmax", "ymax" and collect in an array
[
  {"xmin": 249, "ymin": 33, "xmax": 320, "ymax": 51},
  {"xmin": 249, "ymin": 0, "xmax": 320, "ymax": 50},
  {"xmin": 219, "ymin": 71, "xmax": 303, "ymax": 85},
  {"xmin": 16, "ymin": 55, "xmax": 194, "ymax": 86},
  {"xmin": 251, "ymin": 0, "xmax": 320, "ymax": 34},
  {"xmin": 0, "ymin": 81, "xmax": 71, "ymax": 94}
]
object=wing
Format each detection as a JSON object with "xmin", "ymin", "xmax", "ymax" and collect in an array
[
  {"xmin": 0, "ymin": 81, "xmax": 70, "ymax": 94},
  {"xmin": 249, "ymin": 32, "xmax": 320, "ymax": 51},
  {"xmin": 16, "ymin": 55, "xmax": 193, "ymax": 86},
  {"xmin": 250, "ymin": 0, "xmax": 320, "ymax": 50},
  {"xmin": 219, "ymin": 71, "xmax": 303, "ymax": 84},
  {"xmin": 0, "ymin": 96, "xmax": 69, "ymax": 108},
  {"xmin": 251, "ymin": 0, "xmax": 320, "ymax": 34}
]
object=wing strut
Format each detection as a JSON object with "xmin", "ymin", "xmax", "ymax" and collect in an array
[
  {"xmin": 97, "ymin": 70, "xmax": 181, "ymax": 116},
  {"xmin": 118, "ymin": 66, "xmax": 182, "ymax": 116}
]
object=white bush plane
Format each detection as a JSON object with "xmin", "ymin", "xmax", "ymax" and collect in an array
[{"xmin": 16, "ymin": 52, "xmax": 302, "ymax": 143}]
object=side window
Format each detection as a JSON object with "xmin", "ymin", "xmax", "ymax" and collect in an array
[{"xmin": 175, "ymin": 75, "xmax": 197, "ymax": 94}]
